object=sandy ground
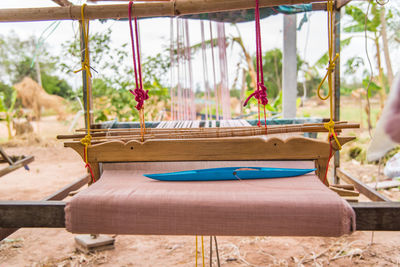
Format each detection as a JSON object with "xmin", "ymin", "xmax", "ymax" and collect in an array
[{"xmin": 1, "ymin": 116, "xmax": 400, "ymax": 266}]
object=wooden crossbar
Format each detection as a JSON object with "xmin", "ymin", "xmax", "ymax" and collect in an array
[
  {"xmin": 1, "ymin": 201, "xmax": 399, "ymax": 231},
  {"xmin": 0, "ymin": 0, "xmax": 327, "ymax": 22}
]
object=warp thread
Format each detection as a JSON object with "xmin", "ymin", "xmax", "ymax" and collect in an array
[{"xmin": 243, "ymin": 0, "xmax": 268, "ymax": 129}]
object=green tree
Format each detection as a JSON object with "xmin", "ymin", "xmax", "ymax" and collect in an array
[
  {"xmin": 60, "ymin": 28, "xmax": 170, "ymax": 122},
  {"xmin": 0, "ymin": 82, "xmax": 15, "ymax": 109},
  {"xmin": 0, "ymin": 33, "xmax": 73, "ymax": 99},
  {"xmin": 0, "ymin": 90, "xmax": 17, "ymax": 140},
  {"xmin": 41, "ymin": 73, "xmax": 74, "ymax": 99},
  {"xmin": 344, "ymin": 2, "xmax": 394, "ymax": 108}
]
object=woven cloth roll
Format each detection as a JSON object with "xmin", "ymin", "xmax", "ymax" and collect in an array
[{"xmin": 65, "ymin": 161, "xmax": 355, "ymax": 236}]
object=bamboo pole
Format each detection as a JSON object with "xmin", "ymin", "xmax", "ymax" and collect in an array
[
  {"xmin": 333, "ymin": 6, "xmax": 341, "ymax": 184},
  {"xmin": 66, "ymin": 125, "xmax": 344, "ymax": 142},
  {"xmin": 67, "ymin": 122, "xmax": 354, "ymax": 134},
  {"xmin": 0, "ymin": 0, "xmax": 326, "ymax": 22},
  {"xmin": 57, "ymin": 122, "xmax": 359, "ymax": 140},
  {"xmin": 76, "ymin": 121, "xmax": 348, "ymax": 133}
]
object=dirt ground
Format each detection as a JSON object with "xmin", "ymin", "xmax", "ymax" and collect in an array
[{"xmin": 1, "ymin": 115, "xmax": 400, "ymax": 267}]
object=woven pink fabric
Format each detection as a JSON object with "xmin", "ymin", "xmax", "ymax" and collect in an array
[{"xmin": 65, "ymin": 161, "xmax": 355, "ymax": 236}]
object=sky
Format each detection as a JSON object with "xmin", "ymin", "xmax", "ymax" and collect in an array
[{"xmin": 0, "ymin": 0, "xmax": 399, "ymax": 91}]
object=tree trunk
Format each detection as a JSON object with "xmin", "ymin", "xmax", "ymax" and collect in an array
[
  {"xmin": 240, "ymin": 68, "xmax": 247, "ymax": 115},
  {"xmin": 6, "ymin": 113, "xmax": 12, "ymax": 140},
  {"xmin": 374, "ymin": 36, "xmax": 386, "ymax": 110},
  {"xmin": 380, "ymin": 5, "xmax": 394, "ymax": 86},
  {"xmin": 232, "ymin": 36, "xmax": 257, "ymax": 91}
]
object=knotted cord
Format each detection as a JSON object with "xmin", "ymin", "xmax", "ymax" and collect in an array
[
  {"xmin": 317, "ymin": 0, "xmax": 341, "ymax": 150},
  {"xmin": 243, "ymin": 0, "xmax": 268, "ymax": 129},
  {"xmin": 74, "ymin": 4, "xmax": 95, "ymax": 183},
  {"xmin": 128, "ymin": 0, "xmax": 148, "ymax": 141}
]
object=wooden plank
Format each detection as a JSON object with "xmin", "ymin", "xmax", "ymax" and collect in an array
[
  {"xmin": 352, "ymin": 202, "xmax": 400, "ymax": 231},
  {"xmin": 337, "ymin": 168, "xmax": 391, "ymax": 202},
  {"xmin": 0, "ymin": 201, "xmax": 399, "ymax": 231},
  {"xmin": 66, "ymin": 136, "xmax": 354, "ymax": 162},
  {"xmin": 45, "ymin": 174, "xmax": 90, "ymax": 201},
  {"xmin": 0, "ymin": 147, "xmax": 14, "ymax": 165},
  {"xmin": 329, "ymin": 186, "xmax": 359, "ymax": 197},
  {"xmin": 330, "ymin": 184, "xmax": 354, "ymax": 190},
  {"xmin": 0, "ymin": 0, "xmax": 325, "ymax": 22},
  {"xmin": 312, "ymin": 2, "xmax": 327, "ymax": 11},
  {"xmin": 344, "ymin": 196, "xmax": 358, "ymax": 202},
  {"xmin": 0, "ymin": 174, "xmax": 89, "ymax": 240},
  {"xmin": 65, "ymin": 136, "xmax": 354, "ymax": 182},
  {"xmin": 0, "ymin": 201, "xmax": 65, "ymax": 228},
  {"xmin": 0, "ymin": 156, "xmax": 34, "ymax": 178},
  {"xmin": 367, "ymin": 180, "xmax": 400, "ymax": 190}
]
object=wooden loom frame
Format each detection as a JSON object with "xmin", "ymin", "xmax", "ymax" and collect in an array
[
  {"xmin": 1, "ymin": 0, "xmax": 400, "ymax": 241},
  {"xmin": 0, "ymin": 147, "xmax": 34, "ymax": 178}
]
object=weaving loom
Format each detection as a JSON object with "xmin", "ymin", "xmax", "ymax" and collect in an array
[
  {"xmin": 1, "ymin": 0, "xmax": 400, "ymax": 264},
  {"xmin": 54, "ymin": 0, "xmax": 360, "ymax": 245}
]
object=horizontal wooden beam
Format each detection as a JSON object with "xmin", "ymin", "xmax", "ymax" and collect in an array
[
  {"xmin": 65, "ymin": 136, "xmax": 355, "ymax": 163},
  {"xmin": 0, "ymin": 201, "xmax": 66, "ymax": 228},
  {"xmin": 0, "ymin": 0, "xmax": 326, "ymax": 22},
  {"xmin": 337, "ymin": 168, "xmax": 391, "ymax": 202},
  {"xmin": 0, "ymin": 174, "xmax": 89, "ymax": 240},
  {"xmin": 353, "ymin": 202, "xmax": 400, "ymax": 231},
  {"xmin": 1, "ymin": 201, "xmax": 400, "ymax": 231}
]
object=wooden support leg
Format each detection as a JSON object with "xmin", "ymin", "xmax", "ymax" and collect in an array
[
  {"xmin": 315, "ymin": 158, "xmax": 329, "ymax": 184},
  {"xmin": 88, "ymin": 162, "xmax": 100, "ymax": 184}
]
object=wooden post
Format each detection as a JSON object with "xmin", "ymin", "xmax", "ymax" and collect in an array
[
  {"xmin": 79, "ymin": 21, "xmax": 93, "ymax": 129},
  {"xmin": 333, "ymin": 8, "xmax": 340, "ymax": 184},
  {"xmin": 282, "ymin": 14, "xmax": 297, "ymax": 118}
]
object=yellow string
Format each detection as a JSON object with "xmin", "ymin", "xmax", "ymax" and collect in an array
[
  {"xmin": 195, "ymin": 235, "xmax": 205, "ymax": 267},
  {"xmin": 201, "ymin": 236, "xmax": 205, "ymax": 267},
  {"xmin": 317, "ymin": 0, "xmax": 341, "ymax": 150},
  {"xmin": 195, "ymin": 235, "xmax": 198, "ymax": 267},
  {"xmin": 80, "ymin": 134, "xmax": 92, "ymax": 163},
  {"xmin": 74, "ymin": 4, "xmax": 93, "ymax": 166}
]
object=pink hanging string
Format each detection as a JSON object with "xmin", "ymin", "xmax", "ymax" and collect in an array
[
  {"xmin": 128, "ymin": 1, "xmax": 149, "ymax": 111},
  {"xmin": 217, "ymin": 23, "xmax": 231, "ymax": 120},
  {"xmin": 170, "ymin": 18, "xmax": 175, "ymax": 120},
  {"xmin": 209, "ymin": 21, "xmax": 220, "ymax": 121},
  {"xmin": 243, "ymin": 0, "xmax": 268, "ymax": 128},
  {"xmin": 184, "ymin": 20, "xmax": 196, "ymax": 120},
  {"xmin": 200, "ymin": 21, "xmax": 208, "ymax": 120},
  {"xmin": 176, "ymin": 19, "xmax": 182, "ymax": 120}
]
